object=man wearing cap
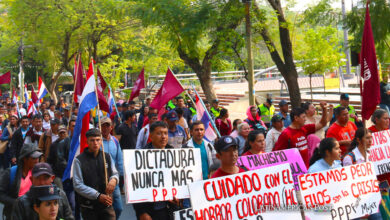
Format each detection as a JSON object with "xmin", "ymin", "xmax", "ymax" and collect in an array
[
  {"xmin": 10, "ymin": 115, "xmax": 30, "ymax": 164},
  {"xmin": 258, "ymin": 96, "xmax": 275, "ymax": 128},
  {"xmin": 25, "ymin": 114, "xmax": 45, "ymax": 146},
  {"xmin": 47, "ymin": 125, "xmax": 70, "ymax": 189},
  {"xmin": 165, "ymin": 110, "xmax": 187, "ymax": 148},
  {"xmin": 101, "ymin": 117, "xmax": 124, "ymax": 219},
  {"xmin": 331, "ymin": 93, "xmax": 359, "ymax": 125},
  {"xmin": 265, "ymin": 114, "xmax": 285, "ymax": 152},
  {"xmin": 0, "ymin": 143, "xmax": 42, "ymax": 219},
  {"xmin": 115, "ymin": 110, "xmax": 137, "ymax": 150},
  {"xmin": 63, "ymin": 106, "xmax": 71, "ymax": 126},
  {"xmin": 73, "ymin": 128, "xmax": 119, "ymax": 219},
  {"xmin": 136, "ymin": 113, "xmax": 159, "ymax": 149},
  {"xmin": 39, "ymin": 118, "xmax": 60, "ymax": 162},
  {"xmin": 212, "ymin": 136, "xmax": 246, "ymax": 178},
  {"xmin": 210, "ymin": 99, "xmax": 222, "ymax": 119},
  {"xmin": 11, "ymin": 162, "xmax": 74, "ymax": 220},
  {"xmin": 276, "ymin": 100, "xmax": 291, "ymax": 128}
]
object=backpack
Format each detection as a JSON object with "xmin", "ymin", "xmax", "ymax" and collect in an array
[
  {"xmin": 342, "ymin": 151, "xmax": 356, "ymax": 166},
  {"xmin": 9, "ymin": 165, "xmax": 18, "ymax": 188}
]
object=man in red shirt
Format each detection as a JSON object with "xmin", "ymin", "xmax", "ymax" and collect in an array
[
  {"xmin": 326, "ymin": 106, "xmax": 357, "ymax": 156},
  {"xmin": 212, "ymin": 136, "xmax": 246, "ymax": 178},
  {"xmin": 274, "ymin": 102, "xmax": 328, "ymax": 168}
]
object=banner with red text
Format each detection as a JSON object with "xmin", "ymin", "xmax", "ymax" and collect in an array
[
  {"xmin": 369, "ymin": 130, "xmax": 390, "ymax": 175},
  {"xmin": 123, "ymin": 149, "xmax": 202, "ymax": 203},
  {"xmin": 188, "ymin": 164, "xmax": 301, "ymax": 219},
  {"xmin": 298, "ymin": 162, "xmax": 381, "ymax": 220},
  {"xmin": 237, "ymin": 148, "xmax": 307, "ymax": 190}
]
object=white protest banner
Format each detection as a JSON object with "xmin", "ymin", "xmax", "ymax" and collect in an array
[
  {"xmin": 188, "ymin": 163, "xmax": 302, "ymax": 219},
  {"xmin": 174, "ymin": 208, "xmax": 194, "ymax": 220},
  {"xmin": 299, "ymin": 162, "xmax": 382, "ymax": 220},
  {"xmin": 369, "ymin": 130, "xmax": 390, "ymax": 175},
  {"xmin": 123, "ymin": 148, "xmax": 202, "ymax": 203}
]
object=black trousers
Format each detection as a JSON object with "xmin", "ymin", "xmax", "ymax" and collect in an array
[{"xmin": 80, "ymin": 206, "xmax": 116, "ymax": 220}]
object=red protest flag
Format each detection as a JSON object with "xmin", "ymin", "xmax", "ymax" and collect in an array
[
  {"xmin": 95, "ymin": 68, "xmax": 109, "ymax": 112},
  {"xmin": 360, "ymin": 2, "xmax": 380, "ymax": 120},
  {"xmin": 31, "ymin": 86, "xmax": 38, "ymax": 104},
  {"xmin": 129, "ymin": 68, "xmax": 145, "ymax": 101},
  {"xmin": 150, "ymin": 68, "xmax": 184, "ymax": 111},
  {"xmin": 74, "ymin": 57, "xmax": 85, "ymax": 104},
  {"xmin": 0, "ymin": 72, "xmax": 11, "ymax": 85},
  {"xmin": 97, "ymin": 68, "xmax": 107, "ymax": 91}
]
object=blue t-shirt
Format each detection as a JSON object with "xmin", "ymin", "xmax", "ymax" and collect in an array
[
  {"xmin": 308, "ymin": 158, "xmax": 342, "ymax": 173},
  {"xmin": 168, "ymin": 125, "xmax": 187, "ymax": 148},
  {"xmin": 193, "ymin": 140, "xmax": 209, "ymax": 179}
]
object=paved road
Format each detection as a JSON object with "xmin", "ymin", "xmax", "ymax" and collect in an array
[{"xmin": 0, "ymin": 195, "xmax": 137, "ymax": 219}]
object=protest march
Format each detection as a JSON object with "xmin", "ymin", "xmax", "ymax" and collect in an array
[{"xmin": 1, "ymin": 1, "xmax": 390, "ymax": 220}]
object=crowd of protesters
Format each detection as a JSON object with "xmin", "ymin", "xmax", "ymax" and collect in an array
[{"xmin": 0, "ymin": 90, "xmax": 389, "ymax": 220}]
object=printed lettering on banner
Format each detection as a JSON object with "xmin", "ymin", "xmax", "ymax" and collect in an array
[
  {"xmin": 298, "ymin": 162, "xmax": 382, "ymax": 220},
  {"xmin": 189, "ymin": 163, "xmax": 302, "ymax": 220},
  {"xmin": 237, "ymin": 148, "xmax": 307, "ymax": 190},
  {"xmin": 174, "ymin": 208, "xmax": 194, "ymax": 220},
  {"xmin": 369, "ymin": 130, "xmax": 390, "ymax": 175},
  {"xmin": 123, "ymin": 148, "xmax": 202, "ymax": 203}
]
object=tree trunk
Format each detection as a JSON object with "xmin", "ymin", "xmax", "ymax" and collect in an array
[
  {"xmin": 196, "ymin": 69, "xmax": 217, "ymax": 102},
  {"xmin": 282, "ymin": 69, "xmax": 301, "ymax": 108}
]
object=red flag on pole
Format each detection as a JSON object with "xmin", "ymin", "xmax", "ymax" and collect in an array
[
  {"xmin": 31, "ymin": 86, "xmax": 38, "ymax": 104},
  {"xmin": 129, "ymin": 68, "xmax": 145, "ymax": 101},
  {"xmin": 360, "ymin": 2, "xmax": 380, "ymax": 120},
  {"xmin": 150, "ymin": 68, "xmax": 184, "ymax": 113},
  {"xmin": 96, "ymin": 68, "xmax": 109, "ymax": 112},
  {"xmin": 74, "ymin": 58, "xmax": 85, "ymax": 104},
  {"xmin": 0, "ymin": 72, "xmax": 11, "ymax": 85}
]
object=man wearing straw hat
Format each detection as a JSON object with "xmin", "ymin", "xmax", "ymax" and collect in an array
[{"xmin": 73, "ymin": 128, "xmax": 119, "ymax": 220}]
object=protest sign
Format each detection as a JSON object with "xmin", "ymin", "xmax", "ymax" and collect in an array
[
  {"xmin": 174, "ymin": 208, "xmax": 194, "ymax": 220},
  {"xmin": 369, "ymin": 130, "xmax": 390, "ymax": 175},
  {"xmin": 189, "ymin": 163, "xmax": 302, "ymax": 219},
  {"xmin": 123, "ymin": 148, "xmax": 202, "ymax": 203},
  {"xmin": 299, "ymin": 162, "xmax": 381, "ymax": 220},
  {"xmin": 237, "ymin": 148, "xmax": 307, "ymax": 189}
]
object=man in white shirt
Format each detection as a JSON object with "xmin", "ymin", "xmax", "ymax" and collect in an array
[{"xmin": 265, "ymin": 114, "xmax": 285, "ymax": 152}]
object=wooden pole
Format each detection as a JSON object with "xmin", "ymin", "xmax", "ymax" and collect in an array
[
  {"xmin": 67, "ymin": 54, "xmax": 80, "ymax": 130},
  {"xmin": 91, "ymin": 57, "xmax": 108, "ymax": 186}
]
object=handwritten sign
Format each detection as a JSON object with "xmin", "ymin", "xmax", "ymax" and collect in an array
[
  {"xmin": 188, "ymin": 164, "xmax": 301, "ymax": 219},
  {"xmin": 369, "ymin": 130, "xmax": 390, "ymax": 175},
  {"xmin": 123, "ymin": 148, "xmax": 202, "ymax": 203},
  {"xmin": 174, "ymin": 208, "xmax": 194, "ymax": 220},
  {"xmin": 237, "ymin": 148, "xmax": 307, "ymax": 189},
  {"xmin": 299, "ymin": 162, "xmax": 382, "ymax": 220}
]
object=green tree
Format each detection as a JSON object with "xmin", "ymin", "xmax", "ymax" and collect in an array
[
  {"xmin": 131, "ymin": 0, "xmax": 244, "ymax": 102},
  {"xmin": 296, "ymin": 26, "xmax": 344, "ymax": 100}
]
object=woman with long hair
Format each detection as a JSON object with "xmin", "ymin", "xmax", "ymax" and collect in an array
[
  {"xmin": 343, "ymin": 127, "xmax": 372, "ymax": 166},
  {"xmin": 215, "ymin": 108, "xmax": 232, "ymax": 136},
  {"xmin": 242, "ymin": 130, "xmax": 266, "ymax": 156},
  {"xmin": 308, "ymin": 138, "xmax": 342, "ymax": 173}
]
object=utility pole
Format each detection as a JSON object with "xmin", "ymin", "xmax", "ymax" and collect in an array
[
  {"xmin": 341, "ymin": 0, "xmax": 351, "ymax": 76},
  {"xmin": 243, "ymin": 0, "xmax": 255, "ymax": 106},
  {"xmin": 18, "ymin": 40, "xmax": 25, "ymax": 101}
]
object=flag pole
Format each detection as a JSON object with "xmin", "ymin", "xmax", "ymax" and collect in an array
[
  {"xmin": 67, "ymin": 54, "xmax": 80, "ymax": 130},
  {"xmin": 192, "ymin": 85, "xmax": 221, "ymax": 138},
  {"xmin": 91, "ymin": 58, "xmax": 108, "ymax": 186}
]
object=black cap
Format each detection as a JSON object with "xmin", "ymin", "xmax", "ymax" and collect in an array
[
  {"xmin": 214, "ymin": 136, "xmax": 238, "ymax": 153},
  {"xmin": 340, "ymin": 93, "xmax": 349, "ymax": 100},
  {"xmin": 18, "ymin": 143, "xmax": 43, "ymax": 161},
  {"xmin": 31, "ymin": 185, "xmax": 61, "ymax": 201},
  {"xmin": 266, "ymin": 98, "xmax": 273, "ymax": 104},
  {"xmin": 122, "ymin": 102, "xmax": 128, "ymax": 108},
  {"xmin": 32, "ymin": 163, "xmax": 54, "ymax": 177},
  {"xmin": 50, "ymin": 118, "xmax": 61, "ymax": 125},
  {"xmin": 271, "ymin": 114, "xmax": 284, "ymax": 123},
  {"xmin": 212, "ymin": 99, "xmax": 219, "ymax": 103},
  {"xmin": 166, "ymin": 110, "xmax": 178, "ymax": 121},
  {"xmin": 278, "ymin": 100, "xmax": 289, "ymax": 107}
]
